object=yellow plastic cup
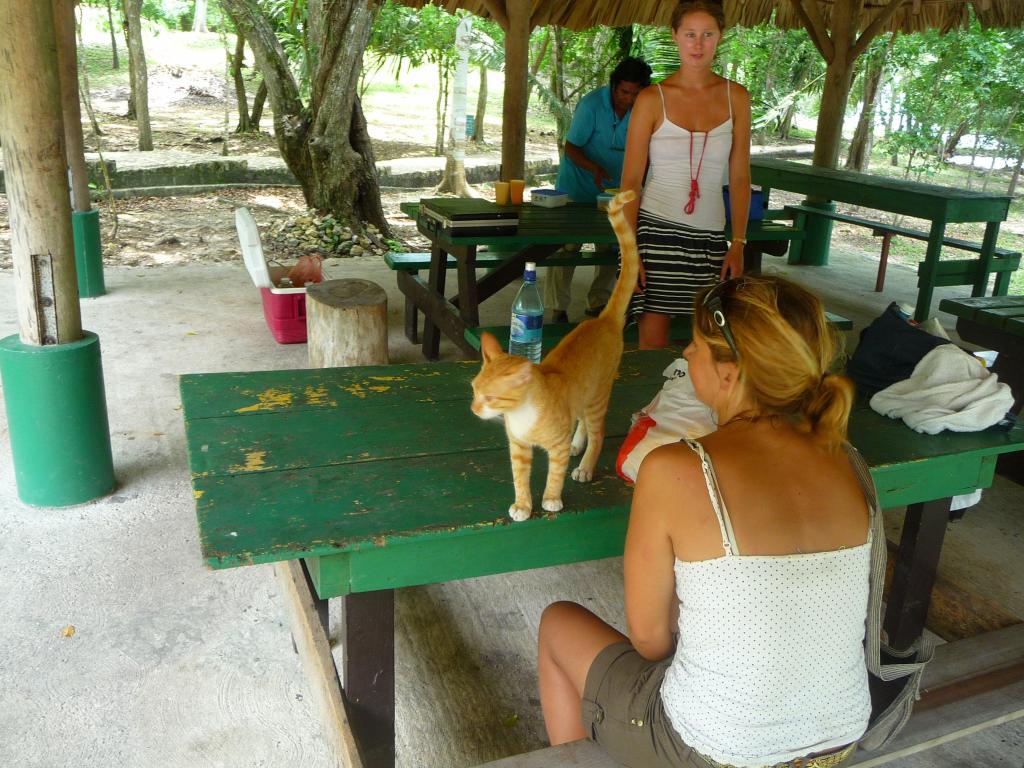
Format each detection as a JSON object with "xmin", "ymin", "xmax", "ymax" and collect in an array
[{"xmin": 495, "ymin": 181, "xmax": 511, "ymax": 206}]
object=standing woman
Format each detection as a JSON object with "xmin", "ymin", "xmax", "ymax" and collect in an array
[
  {"xmin": 536, "ymin": 275, "xmax": 871, "ymax": 767},
  {"xmin": 620, "ymin": 0, "xmax": 752, "ymax": 349}
]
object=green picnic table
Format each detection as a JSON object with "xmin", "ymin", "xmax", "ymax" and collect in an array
[
  {"xmin": 181, "ymin": 349, "xmax": 1024, "ymax": 768},
  {"xmin": 752, "ymin": 157, "xmax": 1015, "ymax": 322},
  {"xmin": 399, "ymin": 199, "xmax": 805, "ymax": 360},
  {"xmin": 940, "ymin": 295, "xmax": 1024, "ymax": 483}
]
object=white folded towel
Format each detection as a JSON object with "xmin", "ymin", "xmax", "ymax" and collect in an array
[{"xmin": 870, "ymin": 344, "xmax": 1014, "ymax": 435}]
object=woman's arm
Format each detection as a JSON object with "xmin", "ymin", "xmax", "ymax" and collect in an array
[
  {"xmin": 723, "ymin": 83, "xmax": 752, "ymax": 280},
  {"xmin": 620, "ymin": 87, "xmax": 657, "ymax": 235},
  {"xmin": 623, "ymin": 445, "xmax": 686, "ymax": 661}
]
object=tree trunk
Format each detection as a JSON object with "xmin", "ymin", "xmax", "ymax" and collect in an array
[
  {"xmin": 231, "ymin": 33, "xmax": 251, "ymax": 133},
  {"xmin": 551, "ymin": 25, "xmax": 570, "ymax": 148},
  {"xmin": 123, "ymin": 0, "xmax": 152, "ymax": 150},
  {"xmin": 192, "ymin": 0, "xmax": 208, "ymax": 33},
  {"xmin": 434, "ymin": 60, "xmax": 446, "ymax": 156},
  {"xmin": 221, "ymin": 0, "xmax": 389, "ymax": 234},
  {"xmin": 0, "ymin": 0, "xmax": 83, "ymax": 344},
  {"xmin": 53, "ymin": 0, "xmax": 91, "ymax": 213},
  {"xmin": 845, "ymin": 33, "xmax": 892, "ymax": 172},
  {"xmin": 1007, "ymin": 143, "xmax": 1024, "ymax": 198},
  {"xmin": 525, "ymin": 28, "xmax": 548, "ymax": 102},
  {"xmin": 472, "ymin": 62, "xmax": 486, "ymax": 143},
  {"xmin": 250, "ymin": 79, "xmax": 267, "ymax": 130},
  {"xmin": 501, "ymin": 0, "xmax": 530, "ymax": 180},
  {"xmin": 942, "ymin": 118, "xmax": 971, "ymax": 161},
  {"xmin": 435, "ymin": 17, "xmax": 474, "ymax": 197},
  {"xmin": 106, "ymin": 0, "xmax": 119, "ymax": 68},
  {"xmin": 122, "ymin": 1, "xmax": 136, "ymax": 118}
]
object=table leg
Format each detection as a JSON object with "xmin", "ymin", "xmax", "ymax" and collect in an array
[
  {"xmin": 972, "ymin": 222, "xmax": 1002, "ymax": 298},
  {"xmin": 422, "ymin": 244, "xmax": 448, "ymax": 360},
  {"xmin": 915, "ymin": 218, "xmax": 947, "ymax": 323},
  {"xmin": 456, "ymin": 246, "xmax": 481, "ymax": 328},
  {"xmin": 884, "ymin": 497, "xmax": 953, "ymax": 651},
  {"xmin": 342, "ymin": 589, "xmax": 396, "ymax": 768}
]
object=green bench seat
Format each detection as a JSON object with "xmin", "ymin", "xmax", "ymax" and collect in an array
[
  {"xmin": 784, "ymin": 204, "xmax": 1022, "ymax": 294},
  {"xmin": 464, "ymin": 311, "xmax": 853, "ymax": 352}
]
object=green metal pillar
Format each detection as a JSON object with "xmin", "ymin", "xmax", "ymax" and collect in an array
[
  {"xmin": 72, "ymin": 208, "xmax": 105, "ymax": 297},
  {"xmin": 0, "ymin": 331, "xmax": 115, "ymax": 506},
  {"xmin": 787, "ymin": 199, "xmax": 835, "ymax": 266}
]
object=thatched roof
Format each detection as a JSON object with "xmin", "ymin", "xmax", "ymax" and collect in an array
[{"xmin": 393, "ymin": 0, "xmax": 1024, "ymax": 33}]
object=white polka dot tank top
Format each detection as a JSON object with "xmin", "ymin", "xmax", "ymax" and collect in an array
[{"xmin": 660, "ymin": 440, "xmax": 872, "ymax": 767}]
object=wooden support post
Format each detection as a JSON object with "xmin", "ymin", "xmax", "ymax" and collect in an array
[
  {"xmin": 0, "ymin": 0, "xmax": 82, "ymax": 345},
  {"xmin": 876, "ymin": 232, "xmax": 892, "ymax": 292},
  {"xmin": 307, "ymin": 279, "xmax": 389, "ymax": 368},
  {"xmin": 500, "ymin": 0, "xmax": 530, "ymax": 181},
  {"xmin": 274, "ymin": 560, "xmax": 365, "ymax": 768},
  {"xmin": 884, "ymin": 498, "xmax": 952, "ymax": 651}
]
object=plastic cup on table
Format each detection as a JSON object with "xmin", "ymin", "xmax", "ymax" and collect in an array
[
  {"xmin": 495, "ymin": 181, "xmax": 511, "ymax": 206},
  {"xmin": 510, "ymin": 179, "xmax": 525, "ymax": 205}
]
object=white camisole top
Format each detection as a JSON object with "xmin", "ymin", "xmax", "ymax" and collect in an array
[
  {"xmin": 660, "ymin": 439, "xmax": 872, "ymax": 767},
  {"xmin": 641, "ymin": 81, "xmax": 733, "ymax": 231}
]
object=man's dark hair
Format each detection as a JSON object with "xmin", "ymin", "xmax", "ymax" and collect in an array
[{"xmin": 610, "ymin": 57, "xmax": 653, "ymax": 90}]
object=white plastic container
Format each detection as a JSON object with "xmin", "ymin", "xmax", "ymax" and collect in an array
[{"xmin": 530, "ymin": 188, "xmax": 569, "ymax": 208}]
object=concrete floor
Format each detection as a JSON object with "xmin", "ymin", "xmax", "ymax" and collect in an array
[{"xmin": 0, "ymin": 245, "xmax": 1022, "ymax": 767}]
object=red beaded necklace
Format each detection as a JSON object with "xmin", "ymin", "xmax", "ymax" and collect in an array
[{"xmin": 684, "ymin": 128, "xmax": 708, "ymax": 216}]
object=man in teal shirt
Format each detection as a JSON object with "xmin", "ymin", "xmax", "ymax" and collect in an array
[{"xmin": 545, "ymin": 57, "xmax": 652, "ymax": 323}]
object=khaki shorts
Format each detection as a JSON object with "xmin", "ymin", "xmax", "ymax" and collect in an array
[
  {"xmin": 581, "ymin": 642, "xmax": 703, "ymax": 768},
  {"xmin": 581, "ymin": 642, "xmax": 857, "ymax": 768}
]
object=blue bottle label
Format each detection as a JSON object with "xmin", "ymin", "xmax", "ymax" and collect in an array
[{"xmin": 511, "ymin": 312, "xmax": 543, "ymax": 343}]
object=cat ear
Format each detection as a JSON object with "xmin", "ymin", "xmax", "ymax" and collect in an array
[
  {"xmin": 480, "ymin": 332, "xmax": 504, "ymax": 362},
  {"xmin": 511, "ymin": 359, "xmax": 533, "ymax": 384}
]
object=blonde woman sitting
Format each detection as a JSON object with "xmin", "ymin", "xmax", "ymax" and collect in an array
[{"xmin": 538, "ymin": 275, "xmax": 871, "ymax": 768}]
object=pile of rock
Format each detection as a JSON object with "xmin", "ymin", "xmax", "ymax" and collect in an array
[{"xmin": 263, "ymin": 211, "xmax": 390, "ymax": 260}]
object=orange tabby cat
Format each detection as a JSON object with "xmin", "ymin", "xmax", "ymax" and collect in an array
[{"xmin": 470, "ymin": 190, "xmax": 639, "ymax": 521}]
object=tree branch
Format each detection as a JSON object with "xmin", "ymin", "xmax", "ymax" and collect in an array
[
  {"xmin": 789, "ymin": 0, "xmax": 834, "ymax": 63},
  {"xmin": 852, "ymin": 0, "xmax": 907, "ymax": 60},
  {"xmin": 479, "ymin": 0, "xmax": 508, "ymax": 30}
]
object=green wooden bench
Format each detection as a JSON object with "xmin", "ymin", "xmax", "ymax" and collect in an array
[
  {"xmin": 385, "ymin": 249, "xmax": 619, "ymax": 343},
  {"xmin": 784, "ymin": 204, "xmax": 1022, "ymax": 294},
  {"xmin": 464, "ymin": 311, "xmax": 853, "ymax": 353}
]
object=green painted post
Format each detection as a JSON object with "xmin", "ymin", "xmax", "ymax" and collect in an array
[
  {"xmin": 787, "ymin": 199, "xmax": 835, "ymax": 266},
  {"xmin": 72, "ymin": 209, "xmax": 105, "ymax": 297},
  {"xmin": 0, "ymin": 331, "xmax": 115, "ymax": 506}
]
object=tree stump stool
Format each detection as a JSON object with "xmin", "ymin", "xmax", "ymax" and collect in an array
[{"xmin": 306, "ymin": 279, "xmax": 388, "ymax": 368}]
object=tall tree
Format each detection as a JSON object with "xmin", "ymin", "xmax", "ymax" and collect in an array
[
  {"xmin": 222, "ymin": 0, "xmax": 389, "ymax": 233},
  {"xmin": 122, "ymin": 0, "xmax": 152, "ymax": 150},
  {"xmin": 845, "ymin": 33, "xmax": 894, "ymax": 172},
  {"xmin": 435, "ymin": 16, "xmax": 474, "ymax": 196},
  {"xmin": 105, "ymin": 0, "xmax": 119, "ymax": 68},
  {"xmin": 230, "ymin": 33, "xmax": 251, "ymax": 133},
  {"xmin": 193, "ymin": 0, "xmax": 209, "ymax": 32}
]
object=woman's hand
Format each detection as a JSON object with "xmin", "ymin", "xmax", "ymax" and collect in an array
[
  {"xmin": 720, "ymin": 241, "xmax": 745, "ymax": 280},
  {"xmin": 635, "ymin": 261, "xmax": 647, "ymax": 294}
]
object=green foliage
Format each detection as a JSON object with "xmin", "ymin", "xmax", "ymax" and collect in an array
[
  {"xmin": 259, "ymin": 0, "xmax": 312, "ymax": 98},
  {"xmin": 368, "ymin": 2, "xmax": 459, "ymax": 78}
]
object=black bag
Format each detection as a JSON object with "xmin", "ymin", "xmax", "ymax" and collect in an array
[
  {"xmin": 845, "ymin": 444, "xmax": 934, "ymax": 751},
  {"xmin": 846, "ymin": 303, "xmax": 948, "ymax": 398}
]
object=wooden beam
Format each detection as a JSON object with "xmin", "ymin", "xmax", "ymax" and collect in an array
[
  {"xmin": 0, "ymin": 0, "xmax": 83, "ymax": 345},
  {"xmin": 479, "ymin": 0, "xmax": 508, "ymax": 29},
  {"xmin": 852, "ymin": 0, "xmax": 908, "ymax": 60},
  {"xmin": 274, "ymin": 559, "xmax": 366, "ymax": 768},
  {"xmin": 789, "ymin": 0, "xmax": 834, "ymax": 62}
]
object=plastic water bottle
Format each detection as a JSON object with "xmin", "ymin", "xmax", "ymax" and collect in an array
[{"xmin": 509, "ymin": 262, "xmax": 544, "ymax": 363}]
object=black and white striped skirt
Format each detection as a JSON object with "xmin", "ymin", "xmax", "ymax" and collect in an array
[{"xmin": 629, "ymin": 209, "xmax": 727, "ymax": 318}]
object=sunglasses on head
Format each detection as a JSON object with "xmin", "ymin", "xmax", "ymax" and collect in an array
[{"xmin": 702, "ymin": 281, "xmax": 739, "ymax": 360}]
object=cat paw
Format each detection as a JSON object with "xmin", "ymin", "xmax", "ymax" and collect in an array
[
  {"xmin": 508, "ymin": 504, "xmax": 532, "ymax": 522},
  {"xmin": 542, "ymin": 498, "xmax": 563, "ymax": 513},
  {"xmin": 570, "ymin": 438, "xmax": 585, "ymax": 456},
  {"xmin": 571, "ymin": 466, "xmax": 594, "ymax": 482}
]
